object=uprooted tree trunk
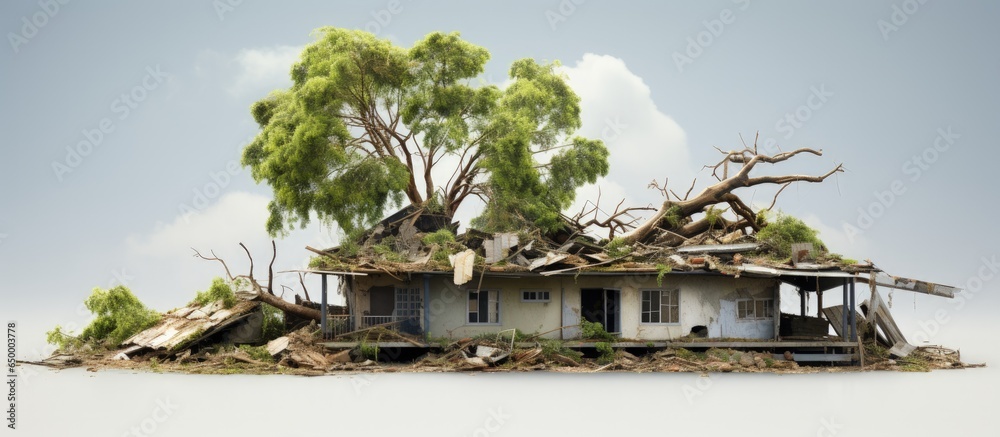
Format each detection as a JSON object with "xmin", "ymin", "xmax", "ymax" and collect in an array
[
  {"xmin": 192, "ymin": 242, "xmax": 322, "ymax": 322},
  {"xmin": 611, "ymin": 142, "xmax": 843, "ymax": 246}
]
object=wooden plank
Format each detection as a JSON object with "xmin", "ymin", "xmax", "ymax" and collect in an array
[
  {"xmin": 772, "ymin": 353, "xmax": 854, "ymax": 362},
  {"xmin": 869, "ymin": 291, "xmax": 915, "ymax": 357},
  {"xmin": 823, "ymin": 305, "xmax": 846, "ymax": 338},
  {"xmin": 862, "ymin": 272, "xmax": 957, "ymax": 298}
]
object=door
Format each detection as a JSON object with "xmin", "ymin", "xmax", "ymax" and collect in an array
[
  {"xmin": 581, "ymin": 288, "xmax": 620, "ymax": 334},
  {"xmin": 394, "ymin": 287, "xmax": 423, "ymax": 335},
  {"xmin": 368, "ymin": 286, "xmax": 394, "ymax": 316}
]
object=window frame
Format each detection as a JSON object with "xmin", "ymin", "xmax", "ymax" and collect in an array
[
  {"xmin": 520, "ymin": 289, "xmax": 551, "ymax": 303},
  {"xmin": 736, "ymin": 298, "xmax": 775, "ymax": 320},
  {"xmin": 640, "ymin": 289, "xmax": 680, "ymax": 325},
  {"xmin": 393, "ymin": 287, "xmax": 422, "ymax": 319},
  {"xmin": 467, "ymin": 289, "xmax": 501, "ymax": 325}
]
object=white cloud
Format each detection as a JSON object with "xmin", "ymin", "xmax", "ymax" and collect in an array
[
  {"xmin": 559, "ymin": 54, "xmax": 691, "ymax": 227},
  {"xmin": 228, "ymin": 45, "xmax": 302, "ymax": 96},
  {"xmin": 126, "ymin": 191, "xmax": 272, "ymax": 259}
]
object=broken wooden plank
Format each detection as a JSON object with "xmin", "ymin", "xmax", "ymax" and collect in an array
[
  {"xmin": 266, "ymin": 336, "xmax": 289, "ymax": 356},
  {"xmin": 823, "ymin": 306, "xmax": 845, "ymax": 338},
  {"xmin": 866, "ymin": 291, "xmax": 916, "ymax": 357}
]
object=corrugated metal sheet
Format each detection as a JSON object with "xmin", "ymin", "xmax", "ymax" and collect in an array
[{"xmin": 123, "ymin": 300, "xmax": 259, "ymax": 351}]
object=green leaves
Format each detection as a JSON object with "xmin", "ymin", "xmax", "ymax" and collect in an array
[
  {"xmin": 47, "ymin": 285, "xmax": 161, "ymax": 350},
  {"xmin": 243, "ymin": 28, "xmax": 609, "ymax": 237},
  {"xmin": 191, "ymin": 277, "xmax": 237, "ymax": 308},
  {"xmin": 755, "ymin": 213, "xmax": 826, "ymax": 258}
]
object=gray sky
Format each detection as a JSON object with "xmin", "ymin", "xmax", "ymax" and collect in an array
[{"xmin": 2, "ymin": 1, "xmax": 998, "ymax": 363}]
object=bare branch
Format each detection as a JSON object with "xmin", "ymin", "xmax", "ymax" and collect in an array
[
  {"xmin": 267, "ymin": 240, "xmax": 276, "ymax": 296},
  {"xmin": 239, "ymin": 242, "xmax": 254, "ymax": 285},
  {"xmin": 299, "ymin": 272, "xmax": 311, "ymax": 302},
  {"xmin": 191, "ymin": 248, "xmax": 234, "ymax": 282}
]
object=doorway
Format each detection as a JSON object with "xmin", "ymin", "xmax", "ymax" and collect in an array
[{"xmin": 580, "ymin": 288, "xmax": 620, "ymax": 334}]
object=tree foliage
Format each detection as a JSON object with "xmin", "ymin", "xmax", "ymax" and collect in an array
[
  {"xmin": 191, "ymin": 277, "xmax": 237, "ymax": 308},
  {"xmin": 755, "ymin": 213, "xmax": 825, "ymax": 258},
  {"xmin": 243, "ymin": 28, "xmax": 608, "ymax": 236},
  {"xmin": 47, "ymin": 285, "xmax": 160, "ymax": 349}
]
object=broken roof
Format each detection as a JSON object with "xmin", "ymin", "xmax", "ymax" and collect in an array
[
  {"xmin": 123, "ymin": 299, "xmax": 260, "ymax": 351},
  {"xmin": 310, "ymin": 209, "xmax": 959, "ymax": 298}
]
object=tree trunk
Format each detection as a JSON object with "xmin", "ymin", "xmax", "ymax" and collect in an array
[{"xmin": 254, "ymin": 290, "xmax": 322, "ymax": 321}]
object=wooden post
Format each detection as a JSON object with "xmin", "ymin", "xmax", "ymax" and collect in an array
[
  {"xmin": 841, "ymin": 280, "xmax": 849, "ymax": 340},
  {"xmin": 817, "ymin": 290, "xmax": 824, "ymax": 319},
  {"xmin": 849, "ymin": 280, "xmax": 857, "ymax": 342},
  {"xmin": 321, "ymin": 274, "xmax": 328, "ymax": 339},
  {"xmin": 799, "ymin": 289, "xmax": 806, "ymax": 316}
]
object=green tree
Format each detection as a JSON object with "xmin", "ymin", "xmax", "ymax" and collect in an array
[
  {"xmin": 243, "ymin": 28, "xmax": 608, "ymax": 236},
  {"xmin": 47, "ymin": 285, "xmax": 160, "ymax": 349}
]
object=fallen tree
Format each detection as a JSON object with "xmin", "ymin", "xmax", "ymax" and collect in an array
[
  {"xmin": 570, "ymin": 139, "xmax": 844, "ymax": 246},
  {"xmin": 193, "ymin": 242, "xmax": 322, "ymax": 322}
]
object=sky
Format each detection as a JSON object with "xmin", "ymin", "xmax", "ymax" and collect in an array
[{"xmin": 1, "ymin": 0, "xmax": 998, "ymax": 370}]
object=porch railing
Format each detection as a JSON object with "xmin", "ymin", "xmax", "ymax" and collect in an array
[
  {"xmin": 326, "ymin": 315, "xmax": 354, "ymax": 338},
  {"xmin": 361, "ymin": 313, "xmax": 423, "ymax": 336},
  {"xmin": 322, "ymin": 313, "xmax": 424, "ymax": 339}
]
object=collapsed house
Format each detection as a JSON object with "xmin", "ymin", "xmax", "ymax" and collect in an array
[{"xmin": 303, "ymin": 205, "xmax": 960, "ymax": 365}]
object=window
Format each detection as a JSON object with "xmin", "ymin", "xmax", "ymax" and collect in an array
[
  {"xmin": 394, "ymin": 287, "xmax": 422, "ymax": 319},
  {"xmin": 521, "ymin": 289, "xmax": 551, "ymax": 302},
  {"xmin": 641, "ymin": 289, "xmax": 679, "ymax": 324},
  {"xmin": 468, "ymin": 290, "xmax": 500, "ymax": 324},
  {"xmin": 737, "ymin": 298, "xmax": 774, "ymax": 320}
]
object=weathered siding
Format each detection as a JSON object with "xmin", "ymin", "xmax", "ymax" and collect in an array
[{"xmin": 351, "ymin": 273, "xmax": 779, "ymax": 341}]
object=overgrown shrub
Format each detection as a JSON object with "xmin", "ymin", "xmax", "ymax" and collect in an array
[
  {"xmin": 192, "ymin": 277, "xmax": 237, "ymax": 308},
  {"xmin": 360, "ymin": 341, "xmax": 380, "ymax": 361},
  {"xmin": 656, "ymin": 263, "xmax": 671, "ymax": 287},
  {"xmin": 422, "ymin": 229, "xmax": 463, "ymax": 264},
  {"xmin": 47, "ymin": 285, "xmax": 160, "ymax": 349},
  {"xmin": 754, "ymin": 213, "xmax": 825, "ymax": 258},
  {"xmin": 581, "ymin": 319, "xmax": 616, "ymax": 341},
  {"xmin": 260, "ymin": 303, "xmax": 285, "ymax": 342},
  {"xmin": 422, "ymin": 229, "xmax": 456, "ymax": 246},
  {"xmin": 595, "ymin": 342, "xmax": 615, "ymax": 364}
]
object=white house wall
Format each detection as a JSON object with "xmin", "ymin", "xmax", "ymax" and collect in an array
[{"xmin": 352, "ymin": 273, "xmax": 779, "ymax": 341}]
